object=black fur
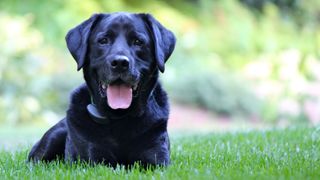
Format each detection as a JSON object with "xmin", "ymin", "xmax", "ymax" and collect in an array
[{"xmin": 28, "ymin": 12, "xmax": 176, "ymax": 167}]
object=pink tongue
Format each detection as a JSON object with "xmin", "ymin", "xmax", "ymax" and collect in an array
[{"xmin": 107, "ymin": 84, "xmax": 132, "ymax": 109}]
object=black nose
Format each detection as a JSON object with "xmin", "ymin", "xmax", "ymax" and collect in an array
[{"xmin": 110, "ymin": 55, "xmax": 129, "ymax": 72}]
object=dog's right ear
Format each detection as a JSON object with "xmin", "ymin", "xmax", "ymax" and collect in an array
[{"xmin": 65, "ymin": 14, "xmax": 102, "ymax": 71}]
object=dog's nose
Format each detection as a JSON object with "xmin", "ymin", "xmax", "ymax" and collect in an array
[{"xmin": 110, "ymin": 55, "xmax": 129, "ymax": 72}]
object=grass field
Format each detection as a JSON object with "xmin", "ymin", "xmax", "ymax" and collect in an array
[{"xmin": 0, "ymin": 127, "xmax": 319, "ymax": 179}]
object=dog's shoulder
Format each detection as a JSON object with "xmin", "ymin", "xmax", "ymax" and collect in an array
[
  {"xmin": 69, "ymin": 84, "xmax": 91, "ymax": 108},
  {"xmin": 66, "ymin": 84, "xmax": 92, "ymax": 126},
  {"xmin": 144, "ymin": 82, "xmax": 169, "ymax": 121},
  {"xmin": 153, "ymin": 82, "xmax": 168, "ymax": 108}
]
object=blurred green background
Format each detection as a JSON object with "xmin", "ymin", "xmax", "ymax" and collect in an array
[{"xmin": 0, "ymin": 0, "xmax": 320, "ymax": 131}]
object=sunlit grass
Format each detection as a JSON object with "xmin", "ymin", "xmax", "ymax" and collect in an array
[{"xmin": 0, "ymin": 127, "xmax": 319, "ymax": 179}]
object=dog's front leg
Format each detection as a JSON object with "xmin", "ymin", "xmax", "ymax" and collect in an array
[
  {"xmin": 130, "ymin": 132, "xmax": 170, "ymax": 167},
  {"xmin": 28, "ymin": 119, "xmax": 67, "ymax": 162}
]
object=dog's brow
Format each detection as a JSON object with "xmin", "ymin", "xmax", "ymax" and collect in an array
[
  {"xmin": 96, "ymin": 31, "xmax": 112, "ymax": 39},
  {"xmin": 129, "ymin": 31, "xmax": 147, "ymax": 41},
  {"xmin": 123, "ymin": 23, "xmax": 133, "ymax": 29}
]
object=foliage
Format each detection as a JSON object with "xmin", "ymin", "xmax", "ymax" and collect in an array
[
  {"xmin": 0, "ymin": 14, "xmax": 81, "ymax": 125},
  {"xmin": 0, "ymin": 127, "xmax": 319, "ymax": 179},
  {"xmin": 163, "ymin": 63, "xmax": 261, "ymax": 116}
]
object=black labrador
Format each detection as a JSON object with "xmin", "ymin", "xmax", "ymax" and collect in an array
[{"xmin": 28, "ymin": 12, "xmax": 176, "ymax": 167}]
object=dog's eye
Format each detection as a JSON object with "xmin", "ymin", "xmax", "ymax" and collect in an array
[
  {"xmin": 133, "ymin": 39, "xmax": 144, "ymax": 46},
  {"xmin": 98, "ymin": 38, "xmax": 110, "ymax": 45}
]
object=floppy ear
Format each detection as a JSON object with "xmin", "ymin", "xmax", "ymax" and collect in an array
[
  {"xmin": 142, "ymin": 14, "xmax": 176, "ymax": 73},
  {"xmin": 65, "ymin": 14, "xmax": 102, "ymax": 71}
]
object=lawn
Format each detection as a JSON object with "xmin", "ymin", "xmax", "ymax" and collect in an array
[{"xmin": 0, "ymin": 127, "xmax": 319, "ymax": 179}]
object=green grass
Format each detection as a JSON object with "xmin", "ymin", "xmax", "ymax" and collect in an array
[{"xmin": 1, "ymin": 127, "xmax": 320, "ymax": 179}]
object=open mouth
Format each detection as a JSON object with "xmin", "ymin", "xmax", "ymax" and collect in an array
[{"xmin": 99, "ymin": 79, "xmax": 138, "ymax": 110}]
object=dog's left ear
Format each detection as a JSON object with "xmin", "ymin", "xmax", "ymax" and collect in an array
[
  {"xmin": 141, "ymin": 14, "xmax": 176, "ymax": 73},
  {"xmin": 65, "ymin": 13, "xmax": 102, "ymax": 71}
]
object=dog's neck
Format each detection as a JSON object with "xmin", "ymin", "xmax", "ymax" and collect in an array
[
  {"xmin": 86, "ymin": 98, "xmax": 110, "ymax": 124},
  {"xmin": 87, "ymin": 94, "xmax": 137, "ymax": 125}
]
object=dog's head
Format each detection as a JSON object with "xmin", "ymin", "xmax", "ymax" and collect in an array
[{"xmin": 66, "ymin": 12, "xmax": 175, "ymax": 113}]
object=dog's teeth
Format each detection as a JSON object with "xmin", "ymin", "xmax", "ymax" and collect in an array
[
  {"xmin": 102, "ymin": 84, "xmax": 106, "ymax": 89},
  {"xmin": 133, "ymin": 85, "xmax": 138, "ymax": 91}
]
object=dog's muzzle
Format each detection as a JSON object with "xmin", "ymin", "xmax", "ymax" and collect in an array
[{"xmin": 97, "ymin": 55, "xmax": 140, "ymax": 110}]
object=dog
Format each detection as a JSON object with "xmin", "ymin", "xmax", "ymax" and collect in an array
[{"xmin": 28, "ymin": 12, "xmax": 176, "ymax": 167}]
